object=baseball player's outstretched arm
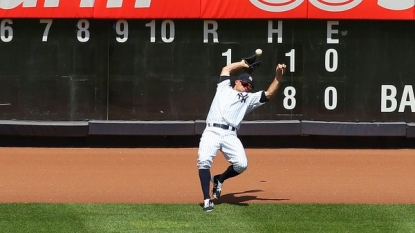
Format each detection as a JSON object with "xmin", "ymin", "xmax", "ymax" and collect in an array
[
  {"xmin": 220, "ymin": 60, "xmax": 249, "ymax": 76},
  {"xmin": 264, "ymin": 64, "xmax": 286, "ymax": 100}
]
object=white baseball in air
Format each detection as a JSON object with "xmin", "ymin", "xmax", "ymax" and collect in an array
[{"xmin": 255, "ymin": 49, "xmax": 262, "ymax": 56}]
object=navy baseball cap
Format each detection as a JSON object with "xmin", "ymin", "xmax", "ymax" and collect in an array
[{"xmin": 238, "ymin": 73, "xmax": 254, "ymax": 89}]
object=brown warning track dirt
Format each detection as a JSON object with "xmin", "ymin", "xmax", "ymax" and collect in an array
[{"xmin": 0, "ymin": 148, "xmax": 414, "ymax": 204}]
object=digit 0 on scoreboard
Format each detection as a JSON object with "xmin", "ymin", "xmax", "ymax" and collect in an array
[
  {"xmin": 317, "ymin": 81, "xmax": 345, "ymax": 116},
  {"xmin": 314, "ymin": 43, "xmax": 347, "ymax": 119},
  {"xmin": 317, "ymin": 43, "xmax": 346, "ymax": 77}
]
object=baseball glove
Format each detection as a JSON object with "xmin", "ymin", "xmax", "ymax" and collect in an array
[{"xmin": 242, "ymin": 54, "xmax": 262, "ymax": 74}]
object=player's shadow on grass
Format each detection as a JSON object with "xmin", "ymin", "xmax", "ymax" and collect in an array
[{"xmin": 213, "ymin": 189, "xmax": 289, "ymax": 206}]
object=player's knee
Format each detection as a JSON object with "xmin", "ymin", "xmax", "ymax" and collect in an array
[
  {"xmin": 197, "ymin": 160, "xmax": 212, "ymax": 169},
  {"xmin": 233, "ymin": 162, "xmax": 248, "ymax": 173}
]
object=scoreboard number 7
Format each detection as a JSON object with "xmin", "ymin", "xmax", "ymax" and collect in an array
[{"xmin": 40, "ymin": 19, "xmax": 53, "ymax": 42}]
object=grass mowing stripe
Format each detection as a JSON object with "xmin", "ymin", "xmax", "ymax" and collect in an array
[
  {"xmin": 0, "ymin": 203, "xmax": 414, "ymax": 232},
  {"xmin": 251, "ymin": 204, "xmax": 401, "ymax": 232},
  {"xmin": 0, "ymin": 203, "xmax": 87, "ymax": 233}
]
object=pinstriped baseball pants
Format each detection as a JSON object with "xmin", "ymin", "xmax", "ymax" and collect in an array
[{"xmin": 197, "ymin": 127, "xmax": 248, "ymax": 173}]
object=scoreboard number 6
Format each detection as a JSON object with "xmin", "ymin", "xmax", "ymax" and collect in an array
[{"xmin": 1, "ymin": 19, "xmax": 13, "ymax": 43}]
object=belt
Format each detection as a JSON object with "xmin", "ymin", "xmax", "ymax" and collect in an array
[{"xmin": 207, "ymin": 123, "xmax": 236, "ymax": 131}]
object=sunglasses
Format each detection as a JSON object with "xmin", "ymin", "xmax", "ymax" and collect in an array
[{"xmin": 240, "ymin": 81, "xmax": 252, "ymax": 90}]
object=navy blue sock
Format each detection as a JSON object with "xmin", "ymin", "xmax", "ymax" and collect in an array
[
  {"xmin": 219, "ymin": 165, "xmax": 240, "ymax": 183},
  {"xmin": 199, "ymin": 169, "xmax": 211, "ymax": 200}
]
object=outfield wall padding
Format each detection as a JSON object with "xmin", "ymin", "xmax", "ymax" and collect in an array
[
  {"xmin": 0, "ymin": 120, "xmax": 89, "ymax": 137},
  {"xmin": 406, "ymin": 123, "xmax": 415, "ymax": 138},
  {"xmin": 301, "ymin": 121, "xmax": 407, "ymax": 136},
  {"xmin": 88, "ymin": 120, "xmax": 195, "ymax": 136},
  {"xmin": 0, "ymin": 120, "xmax": 412, "ymax": 137}
]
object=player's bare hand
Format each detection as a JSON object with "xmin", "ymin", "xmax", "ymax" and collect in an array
[
  {"xmin": 241, "ymin": 60, "xmax": 249, "ymax": 68},
  {"xmin": 274, "ymin": 64, "xmax": 286, "ymax": 82},
  {"xmin": 276, "ymin": 64, "xmax": 286, "ymax": 76}
]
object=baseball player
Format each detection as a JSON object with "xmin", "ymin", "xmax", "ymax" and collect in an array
[{"xmin": 197, "ymin": 54, "xmax": 286, "ymax": 212}]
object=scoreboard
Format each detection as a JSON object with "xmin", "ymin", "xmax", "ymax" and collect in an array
[{"xmin": 0, "ymin": 19, "xmax": 414, "ymax": 122}]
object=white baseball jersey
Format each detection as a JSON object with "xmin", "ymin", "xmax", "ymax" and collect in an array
[
  {"xmin": 197, "ymin": 77, "xmax": 265, "ymax": 173},
  {"xmin": 206, "ymin": 78, "xmax": 264, "ymax": 130}
]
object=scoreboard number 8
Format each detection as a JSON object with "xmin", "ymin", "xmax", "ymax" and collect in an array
[
  {"xmin": 77, "ymin": 19, "xmax": 90, "ymax": 42},
  {"xmin": 283, "ymin": 86, "xmax": 297, "ymax": 110}
]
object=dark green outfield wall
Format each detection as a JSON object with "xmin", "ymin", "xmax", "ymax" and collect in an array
[
  {"xmin": 1, "ymin": 19, "xmax": 415, "ymax": 137},
  {"xmin": 1, "ymin": 19, "xmax": 415, "ymax": 121}
]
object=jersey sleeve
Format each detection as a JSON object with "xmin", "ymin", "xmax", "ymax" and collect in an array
[
  {"xmin": 218, "ymin": 76, "xmax": 231, "ymax": 83},
  {"xmin": 259, "ymin": 91, "xmax": 269, "ymax": 103},
  {"xmin": 246, "ymin": 91, "xmax": 266, "ymax": 113},
  {"xmin": 217, "ymin": 77, "xmax": 232, "ymax": 91}
]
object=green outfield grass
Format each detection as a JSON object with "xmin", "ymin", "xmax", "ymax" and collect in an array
[{"xmin": 1, "ymin": 203, "xmax": 414, "ymax": 233}]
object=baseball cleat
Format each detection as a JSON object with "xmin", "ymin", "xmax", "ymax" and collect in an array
[
  {"xmin": 211, "ymin": 175, "xmax": 223, "ymax": 199},
  {"xmin": 203, "ymin": 199, "xmax": 214, "ymax": 212}
]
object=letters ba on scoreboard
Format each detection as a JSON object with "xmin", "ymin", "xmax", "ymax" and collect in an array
[{"xmin": 381, "ymin": 85, "xmax": 415, "ymax": 113}]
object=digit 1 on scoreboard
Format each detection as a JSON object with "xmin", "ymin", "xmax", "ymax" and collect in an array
[{"xmin": 285, "ymin": 49, "xmax": 295, "ymax": 72}]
